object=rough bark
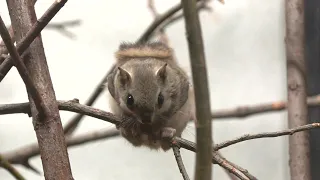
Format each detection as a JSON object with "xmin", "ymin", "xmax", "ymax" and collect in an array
[
  {"xmin": 6, "ymin": 0, "xmax": 74, "ymax": 179},
  {"xmin": 285, "ymin": 0, "xmax": 311, "ymax": 179}
]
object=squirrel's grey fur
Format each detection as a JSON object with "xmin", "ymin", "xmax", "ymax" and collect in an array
[{"xmin": 106, "ymin": 41, "xmax": 195, "ymax": 151}]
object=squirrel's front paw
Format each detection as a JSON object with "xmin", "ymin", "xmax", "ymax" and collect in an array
[{"xmin": 161, "ymin": 127, "xmax": 176, "ymax": 139}]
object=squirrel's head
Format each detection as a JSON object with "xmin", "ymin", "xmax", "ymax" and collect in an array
[{"xmin": 114, "ymin": 60, "xmax": 175, "ymax": 125}]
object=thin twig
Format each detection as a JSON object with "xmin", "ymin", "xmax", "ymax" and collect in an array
[
  {"xmin": 172, "ymin": 146, "xmax": 190, "ymax": 180},
  {"xmin": 137, "ymin": 0, "xmax": 203, "ymax": 43},
  {"xmin": 0, "ymin": 0, "xmax": 68, "ymax": 82},
  {"xmin": 0, "ymin": 155, "xmax": 26, "ymax": 180},
  {"xmin": 214, "ymin": 123, "xmax": 320, "ymax": 151},
  {"xmin": 46, "ymin": 19, "xmax": 81, "ymax": 39},
  {"xmin": 211, "ymin": 95, "xmax": 320, "ymax": 119},
  {"xmin": 0, "ymin": 16, "xmax": 47, "ymax": 118}
]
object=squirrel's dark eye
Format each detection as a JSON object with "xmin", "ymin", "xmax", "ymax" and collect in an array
[
  {"xmin": 158, "ymin": 93, "xmax": 164, "ymax": 107},
  {"xmin": 126, "ymin": 94, "xmax": 134, "ymax": 107}
]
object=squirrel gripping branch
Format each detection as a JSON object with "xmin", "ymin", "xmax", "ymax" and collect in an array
[{"xmin": 106, "ymin": 41, "xmax": 195, "ymax": 151}]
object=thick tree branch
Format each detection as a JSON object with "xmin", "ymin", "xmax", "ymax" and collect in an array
[
  {"xmin": 0, "ymin": 16, "xmax": 47, "ymax": 119},
  {"xmin": 181, "ymin": 0, "xmax": 213, "ymax": 180},
  {"xmin": 172, "ymin": 146, "xmax": 190, "ymax": 180},
  {"xmin": 6, "ymin": 0, "xmax": 73, "ymax": 179},
  {"xmin": 285, "ymin": 0, "xmax": 310, "ymax": 179},
  {"xmin": 0, "ymin": 155, "xmax": 25, "ymax": 180},
  {"xmin": 0, "ymin": 0, "xmax": 68, "ymax": 82}
]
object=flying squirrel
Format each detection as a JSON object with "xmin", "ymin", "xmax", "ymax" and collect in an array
[{"xmin": 106, "ymin": 41, "xmax": 196, "ymax": 151}]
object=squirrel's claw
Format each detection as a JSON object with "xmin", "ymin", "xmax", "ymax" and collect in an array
[{"xmin": 161, "ymin": 127, "xmax": 176, "ymax": 139}]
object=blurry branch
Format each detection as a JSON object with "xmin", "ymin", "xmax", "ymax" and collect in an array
[
  {"xmin": 2, "ymin": 128, "xmax": 120, "ymax": 173},
  {"xmin": 0, "ymin": 19, "xmax": 80, "ymax": 62},
  {"xmin": 147, "ymin": 0, "xmax": 169, "ymax": 44},
  {"xmin": 0, "ymin": 25, "xmax": 14, "ymax": 63},
  {"xmin": 212, "ymin": 94, "xmax": 320, "ymax": 119},
  {"xmin": 0, "ymin": 100, "xmax": 254, "ymax": 179},
  {"xmin": 46, "ymin": 19, "xmax": 81, "ymax": 39},
  {"xmin": 0, "ymin": 155, "xmax": 25, "ymax": 180},
  {"xmin": 214, "ymin": 123, "xmax": 320, "ymax": 151},
  {"xmin": 137, "ymin": 0, "xmax": 207, "ymax": 43},
  {"xmin": 181, "ymin": 0, "xmax": 213, "ymax": 180},
  {"xmin": 0, "ymin": 16, "xmax": 47, "ymax": 118},
  {"xmin": 172, "ymin": 145, "xmax": 190, "ymax": 180},
  {"xmin": 285, "ymin": 0, "xmax": 310, "ymax": 179},
  {"xmin": 62, "ymin": 0, "xmax": 211, "ymax": 136},
  {"xmin": 0, "ymin": 0, "xmax": 69, "ymax": 82}
]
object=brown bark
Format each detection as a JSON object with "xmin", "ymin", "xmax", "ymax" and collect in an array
[
  {"xmin": 181, "ymin": 0, "xmax": 212, "ymax": 180},
  {"xmin": 285, "ymin": 0, "xmax": 311, "ymax": 179},
  {"xmin": 6, "ymin": 0, "xmax": 73, "ymax": 179}
]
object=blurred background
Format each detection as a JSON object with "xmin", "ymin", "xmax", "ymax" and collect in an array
[{"xmin": 0, "ymin": 0, "xmax": 288, "ymax": 179}]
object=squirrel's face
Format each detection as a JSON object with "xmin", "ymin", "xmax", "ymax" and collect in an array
[{"xmin": 115, "ymin": 62, "xmax": 173, "ymax": 125}]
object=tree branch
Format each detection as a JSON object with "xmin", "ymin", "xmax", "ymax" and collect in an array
[
  {"xmin": 0, "ymin": 0, "xmax": 68, "ymax": 82},
  {"xmin": 137, "ymin": 0, "xmax": 203, "ymax": 43},
  {"xmin": 0, "ymin": 25, "xmax": 14, "ymax": 64},
  {"xmin": 172, "ymin": 145, "xmax": 190, "ymax": 180},
  {"xmin": 0, "ymin": 100, "xmax": 253, "ymax": 179},
  {"xmin": 211, "ymin": 95, "xmax": 320, "ymax": 119},
  {"xmin": 0, "ymin": 155, "xmax": 26, "ymax": 180},
  {"xmin": 214, "ymin": 123, "xmax": 320, "ymax": 151},
  {"xmin": 0, "ymin": 16, "xmax": 47, "ymax": 119},
  {"xmin": 181, "ymin": 0, "xmax": 213, "ymax": 179},
  {"xmin": 6, "ymin": 0, "xmax": 73, "ymax": 179},
  {"xmin": 285, "ymin": 0, "xmax": 310, "ymax": 179}
]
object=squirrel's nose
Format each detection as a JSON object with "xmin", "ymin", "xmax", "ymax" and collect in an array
[{"xmin": 140, "ymin": 112, "xmax": 152, "ymax": 124}]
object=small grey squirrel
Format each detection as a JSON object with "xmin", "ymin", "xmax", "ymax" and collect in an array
[{"xmin": 106, "ymin": 41, "xmax": 195, "ymax": 151}]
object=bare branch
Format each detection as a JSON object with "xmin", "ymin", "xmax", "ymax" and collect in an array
[
  {"xmin": 0, "ymin": 0, "xmax": 68, "ymax": 82},
  {"xmin": 181, "ymin": 0, "xmax": 213, "ymax": 179},
  {"xmin": 137, "ymin": 0, "xmax": 203, "ymax": 43},
  {"xmin": 5, "ymin": 100, "xmax": 320, "ymax": 179},
  {"xmin": 2, "ymin": 128, "xmax": 119, "ymax": 165},
  {"xmin": 0, "ymin": 155, "xmax": 26, "ymax": 180},
  {"xmin": 285, "ymin": 0, "xmax": 310, "ymax": 179},
  {"xmin": 172, "ymin": 146, "xmax": 190, "ymax": 180},
  {"xmin": 0, "ymin": 16, "xmax": 47, "ymax": 119},
  {"xmin": 214, "ymin": 123, "xmax": 320, "ymax": 151},
  {"xmin": 63, "ymin": 73, "xmax": 110, "ymax": 135},
  {"xmin": 212, "ymin": 95, "xmax": 320, "ymax": 119},
  {"xmin": 6, "ymin": 0, "xmax": 73, "ymax": 179}
]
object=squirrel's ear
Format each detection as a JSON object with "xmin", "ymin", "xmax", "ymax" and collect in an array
[
  {"xmin": 118, "ymin": 67, "xmax": 131, "ymax": 85},
  {"xmin": 156, "ymin": 63, "xmax": 167, "ymax": 80}
]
